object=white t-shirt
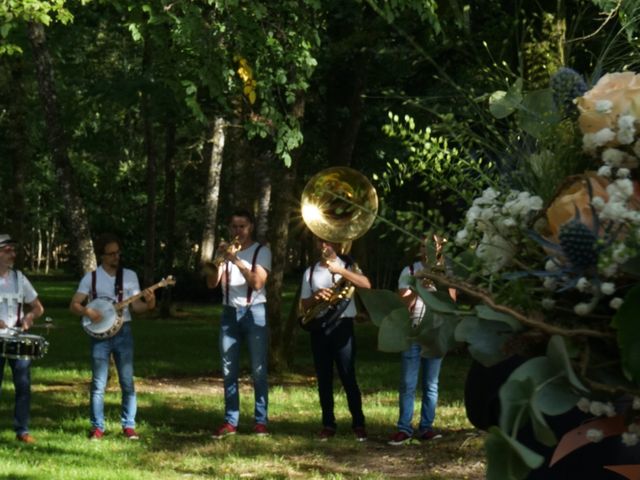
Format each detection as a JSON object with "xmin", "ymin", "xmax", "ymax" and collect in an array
[
  {"xmin": 222, "ymin": 242, "xmax": 272, "ymax": 308},
  {"xmin": 398, "ymin": 261, "xmax": 436, "ymax": 327},
  {"xmin": 76, "ymin": 266, "xmax": 141, "ymax": 322},
  {"xmin": 0, "ymin": 270, "xmax": 38, "ymax": 334},
  {"xmin": 300, "ymin": 257, "xmax": 357, "ymax": 319}
]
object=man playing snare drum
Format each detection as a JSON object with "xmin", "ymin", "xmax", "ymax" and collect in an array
[
  {"xmin": 69, "ymin": 233, "xmax": 155, "ymax": 441},
  {"xmin": 0, "ymin": 234, "xmax": 45, "ymax": 444}
]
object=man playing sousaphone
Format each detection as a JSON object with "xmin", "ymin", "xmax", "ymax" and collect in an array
[
  {"xmin": 69, "ymin": 233, "xmax": 156, "ymax": 440},
  {"xmin": 299, "ymin": 237, "xmax": 371, "ymax": 442},
  {"xmin": 0, "ymin": 234, "xmax": 44, "ymax": 444}
]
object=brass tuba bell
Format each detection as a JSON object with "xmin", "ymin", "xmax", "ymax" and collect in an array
[{"xmin": 300, "ymin": 167, "xmax": 378, "ymax": 243}]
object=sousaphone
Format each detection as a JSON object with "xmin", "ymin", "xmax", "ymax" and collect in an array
[
  {"xmin": 298, "ymin": 167, "xmax": 378, "ymax": 330},
  {"xmin": 300, "ymin": 166, "xmax": 378, "ymax": 243}
]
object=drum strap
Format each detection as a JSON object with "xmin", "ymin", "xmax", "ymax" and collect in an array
[{"xmin": 15, "ymin": 270, "xmax": 23, "ymax": 325}]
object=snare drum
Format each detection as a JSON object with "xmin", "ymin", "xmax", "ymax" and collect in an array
[{"xmin": 0, "ymin": 333, "xmax": 49, "ymax": 360}]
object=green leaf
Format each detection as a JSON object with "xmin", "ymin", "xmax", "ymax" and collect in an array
[
  {"xmin": 475, "ymin": 305, "xmax": 522, "ymax": 330},
  {"xmin": 488, "ymin": 79, "xmax": 523, "ymax": 119},
  {"xmin": 485, "ymin": 427, "xmax": 543, "ymax": 480},
  {"xmin": 517, "ymin": 89, "xmax": 560, "ymax": 138},
  {"xmin": 612, "ymin": 284, "xmax": 640, "ymax": 382},
  {"xmin": 413, "ymin": 310, "xmax": 459, "ymax": 357},
  {"xmin": 546, "ymin": 335, "xmax": 587, "ymax": 393},
  {"xmin": 355, "ymin": 288, "xmax": 407, "ymax": 327},
  {"xmin": 415, "ymin": 285, "xmax": 457, "ymax": 313},
  {"xmin": 454, "ymin": 317, "xmax": 512, "ymax": 366},
  {"xmin": 378, "ymin": 308, "xmax": 412, "ymax": 352}
]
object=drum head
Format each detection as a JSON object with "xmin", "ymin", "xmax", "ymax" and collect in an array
[{"xmin": 82, "ymin": 298, "xmax": 117, "ymax": 334}]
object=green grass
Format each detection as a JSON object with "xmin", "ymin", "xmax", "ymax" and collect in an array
[{"xmin": 0, "ymin": 279, "xmax": 485, "ymax": 479}]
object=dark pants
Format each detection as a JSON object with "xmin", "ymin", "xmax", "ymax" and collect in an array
[
  {"xmin": 310, "ymin": 318, "xmax": 365, "ymax": 430},
  {"xmin": 0, "ymin": 357, "xmax": 31, "ymax": 435}
]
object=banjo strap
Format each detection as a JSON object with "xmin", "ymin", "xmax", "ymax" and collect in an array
[
  {"xmin": 91, "ymin": 267, "xmax": 124, "ymax": 302},
  {"xmin": 224, "ymin": 244, "xmax": 263, "ymax": 306}
]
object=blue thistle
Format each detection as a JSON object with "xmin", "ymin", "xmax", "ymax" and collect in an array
[{"xmin": 550, "ymin": 67, "xmax": 587, "ymax": 116}]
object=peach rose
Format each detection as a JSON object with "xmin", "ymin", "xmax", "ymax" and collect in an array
[
  {"xmin": 576, "ymin": 72, "xmax": 640, "ymax": 137},
  {"xmin": 545, "ymin": 172, "xmax": 610, "ymax": 240}
]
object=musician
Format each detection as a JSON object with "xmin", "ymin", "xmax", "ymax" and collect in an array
[
  {"xmin": 388, "ymin": 234, "xmax": 455, "ymax": 445},
  {"xmin": 0, "ymin": 234, "xmax": 44, "ymax": 444},
  {"xmin": 206, "ymin": 209, "xmax": 272, "ymax": 439},
  {"xmin": 69, "ymin": 233, "xmax": 155, "ymax": 440},
  {"xmin": 299, "ymin": 237, "xmax": 371, "ymax": 441}
]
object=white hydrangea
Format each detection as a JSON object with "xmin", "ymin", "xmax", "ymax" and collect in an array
[
  {"xmin": 574, "ymin": 302, "xmax": 592, "ymax": 316},
  {"xmin": 617, "ymin": 167, "xmax": 631, "ymax": 178},
  {"xmin": 602, "ymin": 148, "xmax": 626, "ymax": 167},
  {"xmin": 576, "ymin": 277, "xmax": 590, "ymax": 292},
  {"xmin": 597, "ymin": 165, "xmax": 612, "ymax": 177},
  {"xmin": 476, "ymin": 233, "xmax": 515, "ymax": 274},
  {"xmin": 633, "ymin": 397, "xmax": 640, "ymax": 410},
  {"xmin": 577, "ymin": 397, "xmax": 591, "ymax": 413},
  {"xmin": 617, "ymin": 114, "xmax": 636, "ymax": 145},
  {"xmin": 586, "ymin": 428, "xmax": 604, "ymax": 443},
  {"xmin": 543, "ymin": 277, "xmax": 557, "ymax": 290},
  {"xmin": 541, "ymin": 298, "xmax": 556, "ymax": 310},
  {"xmin": 610, "ymin": 297, "xmax": 624, "ymax": 309},
  {"xmin": 596, "ymin": 100, "xmax": 613, "ymax": 113},
  {"xmin": 545, "ymin": 259, "xmax": 559, "ymax": 272},
  {"xmin": 622, "ymin": 432, "xmax": 640, "ymax": 446},
  {"xmin": 593, "ymin": 128, "xmax": 616, "ymax": 147},
  {"xmin": 455, "ymin": 228, "xmax": 469, "ymax": 246},
  {"xmin": 600, "ymin": 282, "xmax": 616, "ymax": 295}
]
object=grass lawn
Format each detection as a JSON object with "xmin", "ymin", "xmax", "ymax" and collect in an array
[{"xmin": 0, "ymin": 278, "xmax": 485, "ymax": 479}]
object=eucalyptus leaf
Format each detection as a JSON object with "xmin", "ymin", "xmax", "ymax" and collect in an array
[
  {"xmin": 530, "ymin": 405, "xmax": 557, "ymax": 447},
  {"xmin": 499, "ymin": 376, "xmax": 535, "ymax": 433},
  {"xmin": 378, "ymin": 308, "xmax": 412, "ymax": 352},
  {"xmin": 413, "ymin": 310, "xmax": 459, "ymax": 357},
  {"xmin": 489, "ymin": 80, "xmax": 523, "ymax": 119},
  {"xmin": 455, "ymin": 317, "xmax": 512, "ymax": 366},
  {"xmin": 517, "ymin": 88, "xmax": 560, "ymax": 138},
  {"xmin": 475, "ymin": 305, "xmax": 522, "ymax": 331},
  {"xmin": 485, "ymin": 427, "xmax": 543, "ymax": 480},
  {"xmin": 415, "ymin": 287, "xmax": 457, "ymax": 313},
  {"xmin": 546, "ymin": 335, "xmax": 587, "ymax": 393},
  {"xmin": 355, "ymin": 288, "xmax": 408, "ymax": 327}
]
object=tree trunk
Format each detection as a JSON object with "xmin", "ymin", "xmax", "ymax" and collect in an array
[
  {"xmin": 142, "ymin": 34, "xmax": 158, "ymax": 287},
  {"xmin": 161, "ymin": 118, "xmax": 177, "ymax": 317},
  {"xmin": 255, "ymin": 152, "xmax": 272, "ymax": 242},
  {"xmin": 200, "ymin": 116, "xmax": 226, "ymax": 263},
  {"xmin": 27, "ymin": 21, "xmax": 96, "ymax": 273},
  {"xmin": 7, "ymin": 59, "xmax": 28, "ymax": 259},
  {"xmin": 267, "ymin": 94, "xmax": 306, "ymax": 371}
]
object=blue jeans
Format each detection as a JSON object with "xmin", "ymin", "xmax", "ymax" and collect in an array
[
  {"xmin": 310, "ymin": 318, "xmax": 365, "ymax": 430},
  {"xmin": 0, "ymin": 357, "xmax": 31, "ymax": 435},
  {"xmin": 220, "ymin": 303, "xmax": 269, "ymax": 427},
  {"xmin": 90, "ymin": 322, "xmax": 136, "ymax": 430},
  {"xmin": 397, "ymin": 342, "xmax": 442, "ymax": 435}
]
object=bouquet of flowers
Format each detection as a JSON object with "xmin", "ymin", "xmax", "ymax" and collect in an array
[{"xmin": 361, "ymin": 68, "xmax": 640, "ymax": 479}]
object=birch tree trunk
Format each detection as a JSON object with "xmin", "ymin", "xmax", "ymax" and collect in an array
[
  {"xmin": 200, "ymin": 116, "xmax": 226, "ymax": 263},
  {"xmin": 27, "ymin": 21, "xmax": 96, "ymax": 273}
]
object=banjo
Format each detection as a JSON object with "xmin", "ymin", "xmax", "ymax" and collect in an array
[{"xmin": 82, "ymin": 276, "xmax": 176, "ymax": 339}]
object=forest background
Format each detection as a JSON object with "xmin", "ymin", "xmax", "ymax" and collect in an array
[{"xmin": 1, "ymin": 0, "xmax": 638, "ymax": 372}]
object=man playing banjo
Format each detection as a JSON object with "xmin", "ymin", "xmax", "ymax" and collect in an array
[
  {"xmin": 69, "ymin": 233, "xmax": 155, "ymax": 440},
  {"xmin": 0, "ymin": 234, "xmax": 45, "ymax": 444}
]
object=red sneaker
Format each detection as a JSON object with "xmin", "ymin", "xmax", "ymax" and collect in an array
[
  {"xmin": 212, "ymin": 423, "xmax": 237, "ymax": 439},
  {"xmin": 418, "ymin": 429, "xmax": 442, "ymax": 441},
  {"xmin": 353, "ymin": 426, "xmax": 368, "ymax": 442},
  {"xmin": 16, "ymin": 433, "xmax": 36, "ymax": 444},
  {"xmin": 317, "ymin": 427, "xmax": 336, "ymax": 441},
  {"xmin": 253, "ymin": 423, "xmax": 269, "ymax": 437},
  {"xmin": 88, "ymin": 427, "xmax": 104, "ymax": 440},
  {"xmin": 388, "ymin": 431, "xmax": 411, "ymax": 446},
  {"xmin": 123, "ymin": 427, "xmax": 140, "ymax": 440}
]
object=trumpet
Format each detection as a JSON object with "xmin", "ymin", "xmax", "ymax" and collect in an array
[{"xmin": 202, "ymin": 237, "xmax": 241, "ymax": 275}]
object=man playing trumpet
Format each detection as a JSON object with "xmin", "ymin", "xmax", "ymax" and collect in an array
[{"xmin": 206, "ymin": 209, "xmax": 272, "ymax": 439}]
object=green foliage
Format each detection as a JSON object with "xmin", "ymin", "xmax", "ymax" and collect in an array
[
  {"xmin": 485, "ymin": 426, "xmax": 544, "ymax": 480},
  {"xmin": 355, "ymin": 288, "xmax": 411, "ymax": 352},
  {"xmin": 612, "ymin": 284, "xmax": 640, "ymax": 383}
]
